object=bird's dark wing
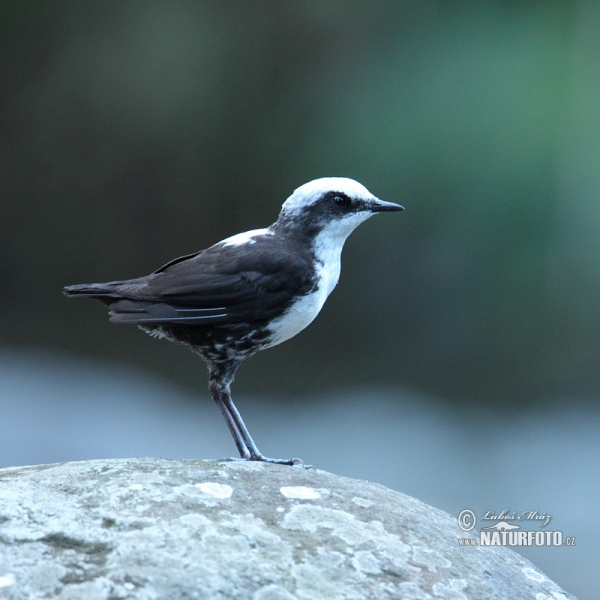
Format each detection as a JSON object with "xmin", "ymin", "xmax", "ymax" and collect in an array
[{"xmin": 66, "ymin": 238, "xmax": 316, "ymax": 327}]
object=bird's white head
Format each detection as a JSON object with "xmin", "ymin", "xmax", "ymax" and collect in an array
[{"xmin": 276, "ymin": 177, "xmax": 403, "ymax": 242}]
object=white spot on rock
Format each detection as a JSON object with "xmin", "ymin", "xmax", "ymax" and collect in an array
[
  {"xmin": 0, "ymin": 574, "xmax": 15, "ymax": 588},
  {"xmin": 534, "ymin": 593, "xmax": 568, "ymax": 600},
  {"xmin": 351, "ymin": 497, "xmax": 374, "ymax": 508},
  {"xmin": 351, "ymin": 550, "xmax": 381, "ymax": 574},
  {"xmin": 178, "ymin": 513, "xmax": 212, "ymax": 529},
  {"xmin": 55, "ymin": 578, "xmax": 112, "ymax": 599},
  {"xmin": 280, "ymin": 486, "xmax": 321, "ymax": 500},
  {"xmin": 411, "ymin": 546, "xmax": 452, "ymax": 573},
  {"xmin": 432, "ymin": 578, "xmax": 468, "ymax": 599},
  {"xmin": 523, "ymin": 567, "xmax": 546, "ymax": 583},
  {"xmin": 128, "ymin": 483, "xmax": 143, "ymax": 491},
  {"xmin": 195, "ymin": 482, "xmax": 233, "ymax": 498},
  {"xmin": 252, "ymin": 583, "xmax": 298, "ymax": 599},
  {"xmin": 399, "ymin": 581, "xmax": 433, "ymax": 599}
]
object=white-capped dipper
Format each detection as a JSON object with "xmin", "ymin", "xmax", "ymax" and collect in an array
[{"xmin": 65, "ymin": 177, "xmax": 404, "ymax": 466}]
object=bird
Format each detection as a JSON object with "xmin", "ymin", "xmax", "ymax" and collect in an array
[{"xmin": 64, "ymin": 177, "xmax": 404, "ymax": 466}]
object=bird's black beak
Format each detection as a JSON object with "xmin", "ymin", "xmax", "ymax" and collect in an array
[{"xmin": 370, "ymin": 198, "xmax": 405, "ymax": 212}]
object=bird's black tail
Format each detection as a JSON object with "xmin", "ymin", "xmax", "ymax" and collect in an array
[{"xmin": 63, "ymin": 282, "xmax": 123, "ymax": 306}]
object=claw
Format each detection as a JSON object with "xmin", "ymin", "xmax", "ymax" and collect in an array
[{"xmin": 291, "ymin": 457, "xmax": 315, "ymax": 469}]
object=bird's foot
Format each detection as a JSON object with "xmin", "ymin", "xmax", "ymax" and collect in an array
[
  {"xmin": 212, "ymin": 456, "xmax": 248, "ymax": 463},
  {"xmin": 212, "ymin": 455, "xmax": 313, "ymax": 469},
  {"xmin": 251, "ymin": 454, "xmax": 313, "ymax": 469}
]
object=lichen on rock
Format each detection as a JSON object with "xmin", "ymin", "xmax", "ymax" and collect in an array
[{"xmin": 0, "ymin": 458, "xmax": 576, "ymax": 599}]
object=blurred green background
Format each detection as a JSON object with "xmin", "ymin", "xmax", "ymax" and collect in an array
[
  {"xmin": 2, "ymin": 0, "xmax": 599, "ymax": 407},
  {"xmin": 1, "ymin": 2, "xmax": 598, "ymax": 597}
]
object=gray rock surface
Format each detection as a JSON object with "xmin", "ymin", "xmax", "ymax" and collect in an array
[{"xmin": 0, "ymin": 458, "xmax": 575, "ymax": 599}]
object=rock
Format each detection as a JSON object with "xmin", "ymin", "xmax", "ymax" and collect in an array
[{"xmin": 0, "ymin": 458, "xmax": 576, "ymax": 599}]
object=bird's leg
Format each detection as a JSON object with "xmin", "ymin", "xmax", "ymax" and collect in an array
[
  {"xmin": 209, "ymin": 367, "xmax": 308, "ymax": 467},
  {"xmin": 220, "ymin": 394, "xmax": 296, "ymax": 465},
  {"xmin": 209, "ymin": 375, "xmax": 250, "ymax": 459}
]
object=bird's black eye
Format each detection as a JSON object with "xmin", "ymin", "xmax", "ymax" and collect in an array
[{"xmin": 331, "ymin": 193, "xmax": 351, "ymax": 208}]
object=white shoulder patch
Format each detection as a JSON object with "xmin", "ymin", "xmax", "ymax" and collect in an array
[{"xmin": 221, "ymin": 228, "xmax": 270, "ymax": 247}]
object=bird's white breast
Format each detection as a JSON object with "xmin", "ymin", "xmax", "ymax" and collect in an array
[
  {"xmin": 266, "ymin": 219, "xmax": 365, "ymax": 348},
  {"xmin": 265, "ymin": 286, "xmax": 329, "ymax": 348}
]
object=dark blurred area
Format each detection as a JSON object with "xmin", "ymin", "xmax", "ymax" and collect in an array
[
  {"xmin": 1, "ymin": 1, "xmax": 598, "ymax": 597},
  {"xmin": 2, "ymin": 0, "xmax": 599, "ymax": 406}
]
